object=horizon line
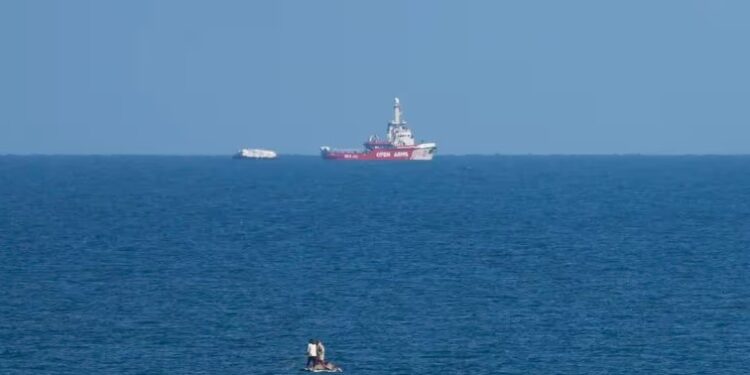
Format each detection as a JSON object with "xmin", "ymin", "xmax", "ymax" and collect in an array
[{"xmin": 2, "ymin": 153, "xmax": 750, "ymax": 157}]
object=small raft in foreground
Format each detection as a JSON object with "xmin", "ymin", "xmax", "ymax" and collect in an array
[{"xmin": 302, "ymin": 365, "xmax": 342, "ymax": 372}]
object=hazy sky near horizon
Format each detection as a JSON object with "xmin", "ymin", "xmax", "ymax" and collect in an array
[{"xmin": 2, "ymin": 0, "xmax": 750, "ymax": 155}]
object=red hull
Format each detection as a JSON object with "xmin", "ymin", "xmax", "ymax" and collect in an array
[{"xmin": 322, "ymin": 148, "xmax": 416, "ymax": 160}]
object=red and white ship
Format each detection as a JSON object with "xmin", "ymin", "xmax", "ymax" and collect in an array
[{"xmin": 320, "ymin": 98, "xmax": 437, "ymax": 160}]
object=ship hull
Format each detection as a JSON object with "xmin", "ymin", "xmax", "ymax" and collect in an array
[{"xmin": 321, "ymin": 144, "xmax": 436, "ymax": 161}]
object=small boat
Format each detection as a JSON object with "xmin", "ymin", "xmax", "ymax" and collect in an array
[{"xmin": 233, "ymin": 148, "xmax": 277, "ymax": 159}]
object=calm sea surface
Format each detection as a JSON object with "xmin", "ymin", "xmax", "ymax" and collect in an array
[{"xmin": 1, "ymin": 156, "xmax": 749, "ymax": 374}]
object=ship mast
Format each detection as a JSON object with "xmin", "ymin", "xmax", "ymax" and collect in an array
[
  {"xmin": 393, "ymin": 97, "xmax": 403, "ymax": 125},
  {"xmin": 386, "ymin": 97, "xmax": 416, "ymax": 146}
]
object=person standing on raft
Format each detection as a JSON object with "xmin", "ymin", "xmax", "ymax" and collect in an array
[{"xmin": 306, "ymin": 339, "xmax": 318, "ymax": 369}]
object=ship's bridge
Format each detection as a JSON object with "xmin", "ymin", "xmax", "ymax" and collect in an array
[{"xmin": 388, "ymin": 125, "xmax": 415, "ymax": 147}]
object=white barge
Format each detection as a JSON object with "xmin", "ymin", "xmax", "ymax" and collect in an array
[{"xmin": 233, "ymin": 148, "xmax": 278, "ymax": 159}]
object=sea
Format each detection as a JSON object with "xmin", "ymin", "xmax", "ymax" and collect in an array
[{"xmin": 1, "ymin": 155, "xmax": 748, "ymax": 374}]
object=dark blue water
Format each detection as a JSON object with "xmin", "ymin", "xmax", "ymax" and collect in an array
[{"xmin": 1, "ymin": 156, "xmax": 749, "ymax": 374}]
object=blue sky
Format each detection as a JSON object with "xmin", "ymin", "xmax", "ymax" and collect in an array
[{"xmin": 2, "ymin": 0, "xmax": 749, "ymax": 155}]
